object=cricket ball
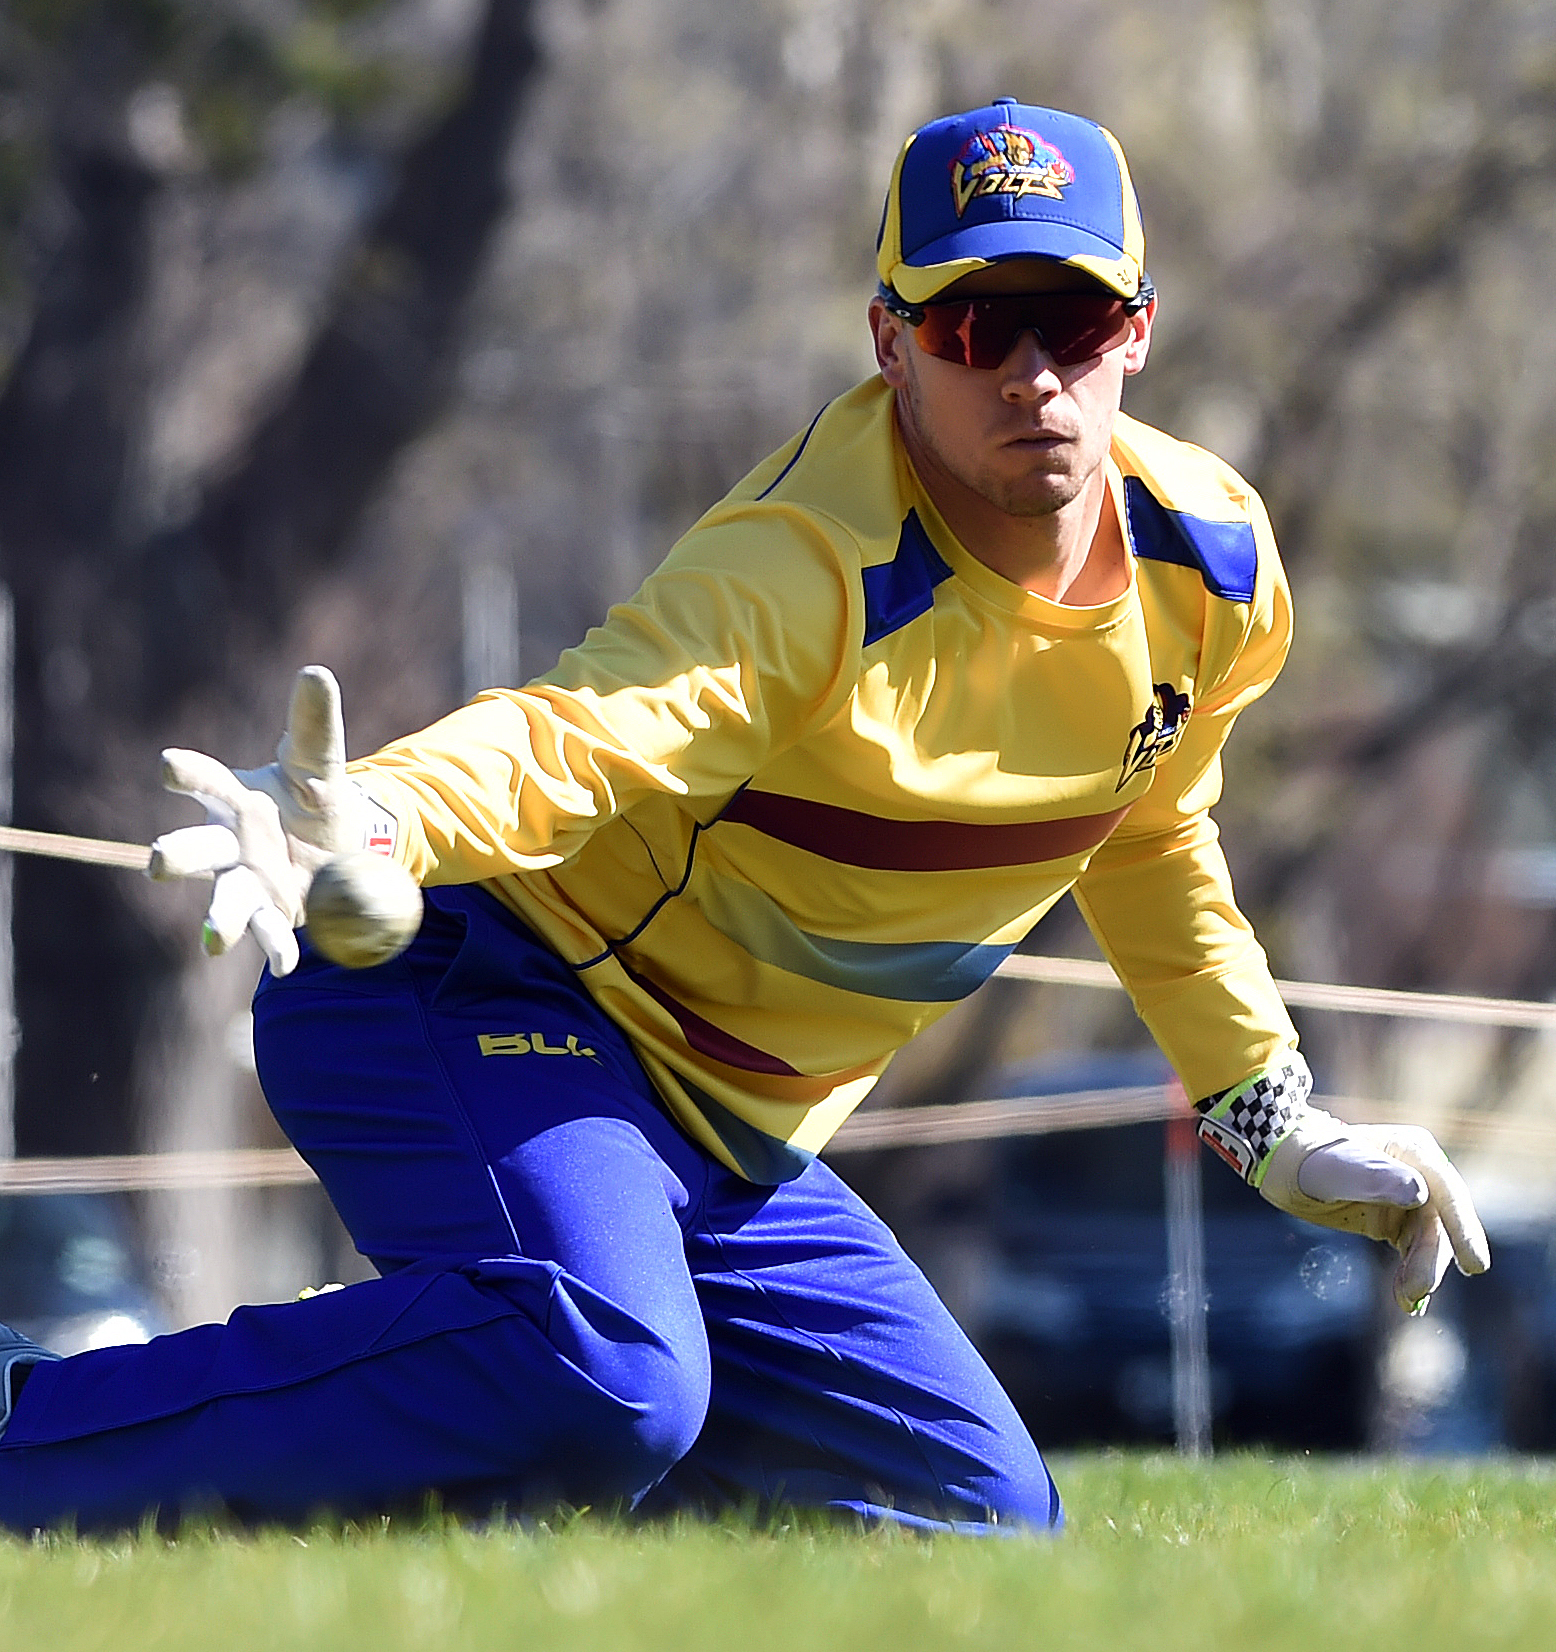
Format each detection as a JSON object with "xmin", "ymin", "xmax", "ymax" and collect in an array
[{"xmin": 304, "ymin": 850, "xmax": 424, "ymax": 969}]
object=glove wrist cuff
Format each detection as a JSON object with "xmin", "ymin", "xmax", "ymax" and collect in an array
[
  {"xmin": 356, "ymin": 784, "xmax": 400, "ymax": 858},
  {"xmin": 1194, "ymin": 1050, "xmax": 1313, "ymax": 1187}
]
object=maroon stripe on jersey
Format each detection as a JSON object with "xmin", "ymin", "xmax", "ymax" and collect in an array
[
  {"xmin": 619, "ymin": 960, "xmax": 800, "ymax": 1077},
  {"xmin": 722, "ymin": 790, "xmax": 1130, "ymax": 871}
]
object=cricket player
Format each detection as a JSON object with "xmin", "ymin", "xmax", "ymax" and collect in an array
[{"xmin": 0, "ymin": 100, "xmax": 1489, "ymax": 1533}]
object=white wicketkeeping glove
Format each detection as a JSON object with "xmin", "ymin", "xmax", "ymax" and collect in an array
[
  {"xmin": 148, "ymin": 666, "xmax": 399, "ymax": 976},
  {"xmin": 1196, "ymin": 1052, "xmax": 1491, "ymax": 1316}
]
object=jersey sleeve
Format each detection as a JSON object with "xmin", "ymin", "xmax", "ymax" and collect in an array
[
  {"xmin": 1071, "ymin": 492, "xmax": 1298, "ymax": 1101},
  {"xmin": 349, "ymin": 504, "xmax": 860, "ymax": 887}
]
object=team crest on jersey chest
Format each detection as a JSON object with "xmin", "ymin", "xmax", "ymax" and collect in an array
[{"xmin": 1117, "ymin": 683, "xmax": 1193, "ymax": 791}]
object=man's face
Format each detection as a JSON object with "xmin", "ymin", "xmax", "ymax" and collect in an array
[{"xmin": 869, "ymin": 259, "xmax": 1154, "ymax": 522}]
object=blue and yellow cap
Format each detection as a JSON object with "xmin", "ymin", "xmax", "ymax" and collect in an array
[{"xmin": 876, "ymin": 98, "xmax": 1146, "ymax": 305}]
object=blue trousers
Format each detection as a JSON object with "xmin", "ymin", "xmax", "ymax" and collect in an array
[{"xmin": 0, "ymin": 888, "xmax": 1057, "ymax": 1534}]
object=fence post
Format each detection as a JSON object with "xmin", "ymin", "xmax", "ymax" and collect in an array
[
  {"xmin": 1164, "ymin": 1105, "xmax": 1212, "ymax": 1455},
  {"xmin": 460, "ymin": 517, "xmax": 520, "ymax": 703}
]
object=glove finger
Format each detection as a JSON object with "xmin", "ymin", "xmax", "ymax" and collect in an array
[
  {"xmin": 249, "ymin": 902, "xmax": 300, "ymax": 977},
  {"xmin": 277, "ymin": 666, "xmax": 346, "ymax": 788},
  {"xmin": 147, "ymin": 823, "xmax": 241, "ymax": 882},
  {"xmin": 1389, "ymin": 1132, "xmax": 1492, "ymax": 1276},
  {"xmin": 221, "ymin": 788, "xmax": 305, "ymax": 923},
  {"xmin": 161, "ymin": 749, "xmax": 254, "ymax": 818},
  {"xmin": 203, "ymin": 866, "xmax": 272, "ymax": 956},
  {"xmin": 1296, "ymin": 1140, "xmax": 1428, "ymax": 1208},
  {"xmin": 1394, "ymin": 1209, "xmax": 1455, "ymax": 1316}
]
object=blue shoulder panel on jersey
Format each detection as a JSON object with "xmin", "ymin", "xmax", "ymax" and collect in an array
[
  {"xmin": 862, "ymin": 509, "xmax": 954, "ymax": 645},
  {"xmin": 1123, "ymin": 476, "xmax": 1258, "ymax": 604}
]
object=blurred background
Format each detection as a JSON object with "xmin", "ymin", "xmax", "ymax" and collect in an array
[{"xmin": 3, "ymin": 0, "xmax": 1556, "ymax": 1454}]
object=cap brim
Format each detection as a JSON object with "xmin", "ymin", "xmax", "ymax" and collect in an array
[{"xmin": 892, "ymin": 218, "xmax": 1138, "ymax": 303}]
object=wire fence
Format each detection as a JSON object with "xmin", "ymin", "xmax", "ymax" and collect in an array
[
  {"xmin": 6, "ymin": 948, "xmax": 1546, "ymax": 1462},
  {"xmin": 5, "ymin": 955, "xmax": 1556, "ymax": 1194},
  {"xmin": 995, "ymin": 953, "xmax": 1556, "ymax": 1029}
]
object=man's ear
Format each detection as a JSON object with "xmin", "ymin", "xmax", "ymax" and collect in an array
[
  {"xmin": 869, "ymin": 295, "xmax": 911, "ymax": 388},
  {"xmin": 1122, "ymin": 296, "xmax": 1155, "ymax": 377}
]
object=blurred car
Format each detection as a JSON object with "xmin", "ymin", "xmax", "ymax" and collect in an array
[
  {"xmin": 0, "ymin": 1193, "xmax": 167, "ymax": 1355},
  {"xmin": 970, "ymin": 1051, "xmax": 1382, "ymax": 1449},
  {"xmin": 1374, "ymin": 1209, "xmax": 1556, "ymax": 1453}
]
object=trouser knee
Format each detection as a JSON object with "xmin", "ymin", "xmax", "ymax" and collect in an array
[
  {"xmin": 980, "ymin": 1447, "xmax": 1063, "ymax": 1532},
  {"xmin": 458, "ymin": 1294, "xmax": 711, "ymax": 1503},
  {"xmin": 562, "ymin": 1336, "xmax": 711, "ymax": 1495}
]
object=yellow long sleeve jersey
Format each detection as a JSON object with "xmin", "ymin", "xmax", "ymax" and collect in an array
[{"xmin": 354, "ymin": 377, "xmax": 1299, "ymax": 1182}]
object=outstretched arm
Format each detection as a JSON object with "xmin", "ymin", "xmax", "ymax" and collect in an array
[
  {"xmin": 349, "ymin": 509, "xmax": 858, "ymax": 888},
  {"xmin": 148, "ymin": 506, "xmax": 857, "ymax": 973}
]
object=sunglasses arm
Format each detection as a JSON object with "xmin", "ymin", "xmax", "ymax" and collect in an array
[{"xmin": 877, "ymin": 286, "xmax": 927, "ymax": 325}]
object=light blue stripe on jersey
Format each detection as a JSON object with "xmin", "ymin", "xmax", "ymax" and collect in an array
[
  {"xmin": 696, "ymin": 873, "xmax": 1014, "ymax": 1001},
  {"xmin": 675, "ymin": 1076, "xmax": 817, "ymax": 1183}
]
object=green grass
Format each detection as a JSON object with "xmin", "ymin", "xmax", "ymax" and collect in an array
[{"xmin": 4, "ymin": 1454, "xmax": 1556, "ymax": 1651}]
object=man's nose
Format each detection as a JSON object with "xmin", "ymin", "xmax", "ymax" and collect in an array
[{"xmin": 999, "ymin": 330, "xmax": 1063, "ymax": 398}]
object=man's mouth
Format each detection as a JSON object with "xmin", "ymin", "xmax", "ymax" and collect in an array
[{"xmin": 1005, "ymin": 429, "xmax": 1070, "ymax": 450}]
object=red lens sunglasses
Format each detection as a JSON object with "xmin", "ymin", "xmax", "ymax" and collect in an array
[{"xmin": 880, "ymin": 278, "xmax": 1154, "ymax": 370}]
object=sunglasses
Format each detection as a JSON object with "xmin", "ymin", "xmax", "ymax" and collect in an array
[{"xmin": 881, "ymin": 281, "xmax": 1152, "ymax": 370}]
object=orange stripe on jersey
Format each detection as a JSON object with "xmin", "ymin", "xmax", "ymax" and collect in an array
[{"xmin": 722, "ymin": 789, "xmax": 1131, "ymax": 871}]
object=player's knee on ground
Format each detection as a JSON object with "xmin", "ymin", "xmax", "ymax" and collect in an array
[
  {"xmin": 989, "ymin": 1449, "xmax": 1063, "ymax": 1532},
  {"xmin": 456, "ymin": 1271, "xmax": 712, "ymax": 1504},
  {"xmin": 903, "ymin": 1446, "xmax": 1063, "ymax": 1533},
  {"xmin": 567, "ymin": 1334, "xmax": 711, "ymax": 1498},
  {"xmin": 920, "ymin": 1423, "xmax": 1063, "ymax": 1533}
]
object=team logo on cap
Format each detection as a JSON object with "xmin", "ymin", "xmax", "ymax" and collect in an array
[{"xmin": 951, "ymin": 125, "xmax": 1075, "ymax": 217}]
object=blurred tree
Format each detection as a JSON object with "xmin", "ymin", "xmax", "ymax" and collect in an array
[{"xmin": 0, "ymin": 0, "xmax": 539, "ymax": 1156}]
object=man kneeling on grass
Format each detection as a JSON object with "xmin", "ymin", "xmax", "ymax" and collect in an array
[{"xmin": 0, "ymin": 99, "xmax": 1488, "ymax": 1534}]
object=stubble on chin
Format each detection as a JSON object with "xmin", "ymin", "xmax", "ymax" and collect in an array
[
  {"xmin": 973, "ymin": 465, "xmax": 1084, "ymax": 519},
  {"xmin": 939, "ymin": 436, "xmax": 1092, "ymax": 521}
]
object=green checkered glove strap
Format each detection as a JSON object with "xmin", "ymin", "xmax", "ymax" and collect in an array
[{"xmin": 1194, "ymin": 1050, "xmax": 1314, "ymax": 1188}]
